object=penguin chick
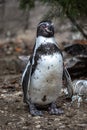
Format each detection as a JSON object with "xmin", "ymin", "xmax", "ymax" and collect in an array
[{"xmin": 22, "ymin": 20, "xmax": 66, "ymax": 116}]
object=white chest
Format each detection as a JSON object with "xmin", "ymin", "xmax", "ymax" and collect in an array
[{"xmin": 30, "ymin": 53, "xmax": 63, "ymax": 105}]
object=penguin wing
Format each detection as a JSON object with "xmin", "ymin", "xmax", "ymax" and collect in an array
[
  {"xmin": 22, "ymin": 60, "xmax": 31, "ymax": 89},
  {"xmin": 21, "ymin": 41, "xmax": 37, "ymax": 98},
  {"xmin": 63, "ymin": 67, "xmax": 73, "ymax": 98},
  {"xmin": 22, "ymin": 57, "xmax": 32, "ymax": 100}
]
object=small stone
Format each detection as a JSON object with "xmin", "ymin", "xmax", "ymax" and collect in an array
[
  {"xmin": 16, "ymin": 106, "xmax": 21, "ymax": 110},
  {"xmin": 35, "ymin": 124, "xmax": 41, "ymax": 128},
  {"xmin": 33, "ymin": 116, "xmax": 41, "ymax": 120},
  {"xmin": 54, "ymin": 118, "xmax": 60, "ymax": 121},
  {"xmin": 58, "ymin": 122, "xmax": 62, "ymax": 125},
  {"xmin": 77, "ymin": 124, "xmax": 87, "ymax": 127},
  {"xmin": 59, "ymin": 125, "xmax": 65, "ymax": 129},
  {"xmin": 0, "ymin": 110, "xmax": 4, "ymax": 113},
  {"xmin": 8, "ymin": 122, "xmax": 12, "ymax": 125},
  {"xmin": 35, "ymin": 120, "xmax": 41, "ymax": 124},
  {"xmin": 28, "ymin": 114, "xmax": 31, "ymax": 118},
  {"xmin": 23, "ymin": 126, "xmax": 28, "ymax": 129}
]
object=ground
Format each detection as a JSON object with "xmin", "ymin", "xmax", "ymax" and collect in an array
[{"xmin": 0, "ymin": 40, "xmax": 87, "ymax": 130}]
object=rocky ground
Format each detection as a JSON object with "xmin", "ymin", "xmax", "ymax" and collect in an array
[{"xmin": 0, "ymin": 33, "xmax": 87, "ymax": 130}]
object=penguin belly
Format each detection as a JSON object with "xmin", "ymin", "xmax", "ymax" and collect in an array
[{"xmin": 30, "ymin": 53, "xmax": 63, "ymax": 105}]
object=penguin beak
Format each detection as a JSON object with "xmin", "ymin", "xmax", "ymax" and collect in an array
[
  {"xmin": 45, "ymin": 27, "xmax": 53, "ymax": 33},
  {"xmin": 45, "ymin": 23, "xmax": 54, "ymax": 33}
]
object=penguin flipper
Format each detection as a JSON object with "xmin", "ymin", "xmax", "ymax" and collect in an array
[
  {"xmin": 63, "ymin": 67, "xmax": 73, "ymax": 98},
  {"xmin": 22, "ymin": 61, "xmax": 32, "ymax": 104}
]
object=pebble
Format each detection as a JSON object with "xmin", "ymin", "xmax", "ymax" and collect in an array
[
  {"xmin": 0, "ymin": 110, "xmax": 4, "ymax": 113},
  {"xmin": 23, "ymin": 126, "xmax": 28, "ymax": 129},
  {"xmin": 33, "ymin": 116, "xmax": 41, "ymax": 120},
  {"xmin": 54, "ymin": 118, "xmax": 60, "ymax": 121},
  {"xmin": 28, "ymin": 114, "xmax": 31, "ymax": 118},
  {"xmin": 77, "ymin": 124, "xmax": 87, "ymax": 127},
  {"xmin": 35, "ymin": 124, "xmax": 41, "ymax": 128},
  {"xmin": 35, "ymin": 120, "xmax": 41, "ymax": 124},
  {"xmin": 59, "ymin": 125, "xmax": 66, "ymax": 129}
]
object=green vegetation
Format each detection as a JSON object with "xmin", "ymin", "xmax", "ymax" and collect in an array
[
  {"xmin": 46, "ymin": 0, "xmax": 87, "ymax": 17},
  {"xmin": 19, "ymin": 0, "xmax": 35, "ymax": 10},
  {"xmin": 19, "ymin": 0, "xmax": 87, "ymax": 38},
  {"xmin": 19, "ymin": 0, "xmax": 87, "ymax": 17}
]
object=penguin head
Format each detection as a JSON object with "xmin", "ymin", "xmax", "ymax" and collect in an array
[{"xmin": 37, "ymin": 20, "xmax": 54, "ymax": 37}]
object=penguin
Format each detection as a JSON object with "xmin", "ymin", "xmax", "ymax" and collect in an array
[{"xmin": 22, "ymin": 20, "xmax": 73, "ymax": 116}]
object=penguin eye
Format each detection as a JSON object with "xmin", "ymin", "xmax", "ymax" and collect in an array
[{"xmin": 41, "ymin": 24, "xmax": 46, "ymax": 28}]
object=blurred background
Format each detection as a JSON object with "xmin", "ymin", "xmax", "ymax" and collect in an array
[{"xmin": 0, "ymin": 0, "xmax": 87, "ymax": 40}]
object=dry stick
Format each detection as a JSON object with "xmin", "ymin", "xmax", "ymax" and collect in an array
[{"xmin": 67, "ymin": 14, "xmax": 87, "ymax": 39}]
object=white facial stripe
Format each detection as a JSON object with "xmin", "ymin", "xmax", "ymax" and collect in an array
[
  {"xmin": 38, "ymin": 22, "xmax": 49, "ymax": 27},
  {"xmin": 35, "ymin": 36, "xmax": 57, "ymax": 49},
  {"xmin": 38, "ymin": 22, "xmax": 54, "ymax": 27},
  {"xmin": 21, "ymin": 61, "xmax": 30, "ymax": 83}
]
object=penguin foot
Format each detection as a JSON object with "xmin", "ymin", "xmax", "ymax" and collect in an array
[
  {"xmin": 49, "ymin": 102, "xmax": 64, "ymax": 115},
  {"xmin": 23, "ymin": 97, "xmax": 29, "ymax": 104},
  {"xmin": 29, "ymin": 103, "xmax": 43, "ymax": 116}
]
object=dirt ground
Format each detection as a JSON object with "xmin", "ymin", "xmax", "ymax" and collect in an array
[{"xmin": 0, "ymin": 40, "xmax": 87, "ymax": 130}]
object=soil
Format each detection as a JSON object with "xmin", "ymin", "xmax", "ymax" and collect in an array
[{"xmin": 0, "ymin": 40, "xmax": 87, "ymax": 130}]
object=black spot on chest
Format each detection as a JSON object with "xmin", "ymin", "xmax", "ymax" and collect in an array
[
  {"xmin": 31, "ymin": 43, "xmax": 62, "ymax": 75},
  {"xmin": 42, "ymin": 95, "xmax": 47, "ymax": 102}
]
